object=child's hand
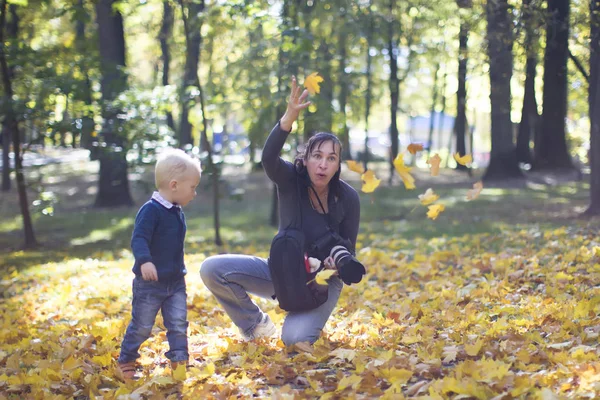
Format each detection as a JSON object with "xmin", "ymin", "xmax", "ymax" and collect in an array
[{"xmin": 141, "ymin": 262, "xmax": 158, "ymax": 281}]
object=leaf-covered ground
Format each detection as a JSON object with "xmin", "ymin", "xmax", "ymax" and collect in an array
[{"xmin": 1, "ymin": 158, "xmax": 599, "ymax": 399}]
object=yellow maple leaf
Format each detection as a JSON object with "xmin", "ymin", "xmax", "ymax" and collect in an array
[
  {"xmin": 361, "ymin": 170, "xmax": 381, "ymax": 193},
  {"xmin": 304, "ymin": 72, "xmax": 324, "ymax": 95},
  {"xmin": 346, "ymin": 160, "xmax": 365, "ymax": 174},
  {"xmin": 336, "ymin": 374, "xmax": 362, "ymax": 392},
  {"xmin": 464, "ymin": 338, "xmax": 484, "ymax": 356},
  {"xmin": 418, "ymin": 188, "xmax": 439, "ymax": 206},
  {"xmin": 427, "ymin": 204, "xmax": 445, "ymax": 220},
  {"xmin": 314, "ymin": 269, "xmax": 337, "ymax": 285},
  {"xmin": 407, "ymin": 143, "xmax": 424, "ymax": 155},
  {"xmin": 454, "ymin": 153, "xmax": 473, "ymax": 166},
  {"xmin": 466, "ymin": 181, "xmax": 483, "ymax": 201},
  {"xmin": 427, "ymin": 154, "xmax": 441, "ymax": 176},
  {"xmin": 172, "ymin": 363, "xmax": 187, "ymax": 381},
  {"xmin": 393, "ymin": 154, "xmax": 416, "ymax": 190}
]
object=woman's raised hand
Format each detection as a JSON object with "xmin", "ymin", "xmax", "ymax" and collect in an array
[{"xmin": 280, "ymin": 76, "xmax": 311, "ymax": 132}]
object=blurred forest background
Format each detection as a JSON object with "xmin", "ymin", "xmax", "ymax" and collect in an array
[{"xmin": 0, "ymin": 0, "xmax": 598, "ymax": 248}]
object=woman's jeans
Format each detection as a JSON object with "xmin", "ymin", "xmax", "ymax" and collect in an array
[
  {"xmin": 118, "ymin": 276, "xmax": 189, "ymax": 363},
  {"xmin": 200, "ymin": 254, "xmax": 343, "ymax": 345}
]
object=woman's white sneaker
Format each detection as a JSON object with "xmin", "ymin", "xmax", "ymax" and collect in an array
[{"xmin": 242, "ymin": 314, "xmax": 276, "ymax": 341}]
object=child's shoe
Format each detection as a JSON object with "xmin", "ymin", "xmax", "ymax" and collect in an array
[{"xmin": 115, "ymin": 361, "xmax": 137, "ymax": 381}]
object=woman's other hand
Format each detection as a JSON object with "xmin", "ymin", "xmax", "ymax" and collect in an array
[{"xmin": 280, "ymin": 76, "xmax": 311, "ymax": 131}]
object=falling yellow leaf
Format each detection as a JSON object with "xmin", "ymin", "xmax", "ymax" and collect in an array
[
  {"xmin": 407, "ymin": 143, "xmax": 424, "ymax": 155},
  {"xmin": 361, "ymin": 170, "xmax": 381, "ymax": 193},
  {"xmin": 466, "ymin": 181, "xmax": 483, "ymax": 201},
  {"xmin": 418, "ymin": 188, "xmax": 439, "ymax": 206},
  {"xmin": 427, "ymin": 154, "xmax": 441, "ymax": 176},
  {"xmin": 393, "ymin": 154, "xmax": 416, "ymax": 190},
  {"xmin": 314, "ymin": 269, "xmax": 337, "ymax": 285},
  {"xmin": 346, "ymin": 160, "xmax": 365, "ymax": 174},
  {"xmin": 304, "ymin": 72, "xmax": 324, "ymax": 95},
  {"xmin": 427, "ymin": 204, "xmax": 445, "ymax": 220},
  {"xmin": 454, "ymin": 153, "xmax": 473, "ymax": 166}
]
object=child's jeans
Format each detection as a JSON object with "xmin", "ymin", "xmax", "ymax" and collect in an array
[
  {"xmin": 118, "ymin": 276, "xmax": 188, "ymax": 363},
  {"xmin": 200, "ymin": 254, "xmax": 343, "ymax": 345}
]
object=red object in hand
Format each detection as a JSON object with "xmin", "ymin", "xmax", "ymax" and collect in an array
[{"xmin": 304, "ymin": 253, "xmax": 311, "ymax": 273}]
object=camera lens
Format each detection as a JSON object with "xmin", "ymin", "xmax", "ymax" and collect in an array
[{"xmin": 330, "ymin": 245, "xmax": 352, "ymax": 267}]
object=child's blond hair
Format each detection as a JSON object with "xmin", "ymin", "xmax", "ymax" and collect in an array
[{"xmin": 155, "ymin": 148, "xmax": 202, "ymax": 189}]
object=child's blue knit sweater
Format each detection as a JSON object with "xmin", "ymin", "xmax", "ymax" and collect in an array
[{"xmin": 131, "ymin": 198, "xmax": 187, "ymax": 282}]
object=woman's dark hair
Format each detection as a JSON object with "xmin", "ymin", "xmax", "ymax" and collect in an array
[{"xmin": 294, "ymin": 132, "xmax": 343, "ymax": 198}]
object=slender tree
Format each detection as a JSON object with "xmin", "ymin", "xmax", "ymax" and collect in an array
[
  {"xmin": 178, "ymin": 0, "xmax": 203, "ymax": 148},
  {"xmin": 94, "ymin": 0, "xmax": 133, "ymax": 207},
  {"xmin": 516, "ymin": 0, "xmax": 541, "ymax": 164},
  {"xmin": 180, "ymin": 0, "xmax": 221, "ymax": 244},
  {"xmin": 585, "ymin": 0, "xmax": 600, "ymax": 215},
  {"xmin": 455, "ymin": 0, "xmax": 471, "ymax": 172},
  {"xmin": 427, "ymin": 62, "xmax": 440, "ymax": 157},
  {"xmin": 534, "ymin": 0, "xmax": 573, "ymax": 170},
  {"xmin": 483, "ymin": 0, "xmax": 523, "ymax": 180},
  {"xmin": 1, "ymin": 3, "xmax": 16, "ymax": 191},
  {"xmin": 160, "ymin": 0, "xmax": 175, "ymax": 131},
  {"xmin": 388, "ymin": 0, "xmax": 400, "ymax": 182},
  {"xmin": 74, "ymin": 0, "xmax": 95, "ymax": 151},
  {"xmin": 0, "ymin": 0, "xmax": 36, "ymax": 247},
  {"xmin": 362, "ymin": 0, "xmax": 374, "ymax": 171}
]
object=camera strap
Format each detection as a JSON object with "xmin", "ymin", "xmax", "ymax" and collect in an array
[{"xmin": 308, "ymin": 185, "xmax": 334, "ymax": 232}]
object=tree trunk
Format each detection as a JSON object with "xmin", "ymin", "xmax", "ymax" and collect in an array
[
  {"xmin": 2, "ymin": 124, "xmax": 9, "ymax": 191},
  {"xmin": 427, "ymin": 63, "xmax": 440, "ymax": 157},
  {"xmin": 455, "ymin": 17, "xmax": 469, "ymax": 171},
  {"xmin": 180, "ymin": 0, "xmax": 220, "ymax": 244},
  {"xmin": 534, "ymin": 0, "xmax": 572, "ymax": 170},
  {"xmin": 483, "ymin": 0, "xmax": 523, "ymax": 181},
  {"xmin": 179, "ymin": 0, "xmax": 202, "ymax": 148},
  {"xmin": 585, "ymin": 0, "xmax": 600, "ymax": 214},
  {"xmin": 75, "ymin": 0, "xmax": 95, "ymax": 151},
  {"xmin": 338, "ymin": 28, "xmax": 351, "ymax": 160},
  {"xmin": 199, "ymin": 85, "xmax": 222, "ymax": 246},
  {"xmin": 1, "ymin": 3, "xmax": 17, "ymax": 192},
  {"xmin": 0, "ymin": 0, "xmax": 36, "ymax": 247},
  {"xmin": 362, "ymin": 0, "xmax": 373, "ymax": 171},
  {"xmin": 388, "ymin": 0, "xmax": 400, "ymax": 183},
  {"xmin": 160, "ymin": 0, "xmax": 175, "ymax": 132},
  {"xmin": 517, "ymin": 0, "xmax": 539, "ymax": 165},
  {"xmin": 436, "ymin": 69, "xmax": 447, "ymax": 153},
  {"xmin": 94, "ymin": 0, "xmax": 133, "ymax": 207}
]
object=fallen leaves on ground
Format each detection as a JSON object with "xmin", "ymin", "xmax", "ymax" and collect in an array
[{"xmin": 1, "ymin": 227, "xmax": 600, "ymax": 398}]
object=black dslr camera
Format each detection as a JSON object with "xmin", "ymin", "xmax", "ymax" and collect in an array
[{"xmin": 309, "ymin": 231, "xmax": 366, "ymax": 285}]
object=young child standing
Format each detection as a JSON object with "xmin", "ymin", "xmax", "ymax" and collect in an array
[{"xmin": 116, "ymin": 149, "xmax": 201, "ymax": 380}]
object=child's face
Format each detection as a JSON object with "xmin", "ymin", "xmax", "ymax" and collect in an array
[{"xmin": 172, "ymin": 169, "xmax": 201, "ymax": 207}]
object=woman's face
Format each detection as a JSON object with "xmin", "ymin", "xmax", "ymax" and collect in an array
[{"xmin": 305, "ymin": 140, "xmax": 341, "ymax": 192}]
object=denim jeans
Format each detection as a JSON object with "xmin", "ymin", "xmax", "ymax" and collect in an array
[
  {"xmin": 200, "ymin": 254, "xmax": 343, "ymax": 345},
  {"xmin": 118, "ymin": 276, "xmax": 189, "ymax": 363}
]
